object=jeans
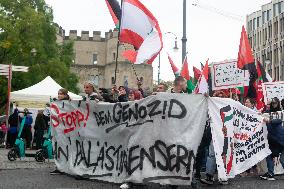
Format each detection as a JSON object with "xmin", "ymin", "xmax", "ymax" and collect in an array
[
  {"xmin": 206, "ymin": 141, "xmax": 216, "ymax": 176},
  {"xmin": 267, "ymin": 152, "xmax": 284, "ymax": 176},
  {"xmin": 195, "ymin": 142, "xmax": 209, "ymax": 176}
]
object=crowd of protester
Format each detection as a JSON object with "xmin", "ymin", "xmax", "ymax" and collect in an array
[{"xmin": 3, "ymin": 76, "xmax": 284, "ymax": 188}]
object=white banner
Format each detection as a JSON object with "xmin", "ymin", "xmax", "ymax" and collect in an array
[
  {"xmin": 211, "ymin": 60, "xmax": 250, "ymax": 90},
  {"xmin": 262, "ymin": 81, "xmax": 284, "ymax": 104},
  {"xmin": 50, "ymin": 94, "xmax": 208, "ymax": 185},
  {"xmin": 208, "ymin": 98, "xmax": 271, "ymax": 180}
]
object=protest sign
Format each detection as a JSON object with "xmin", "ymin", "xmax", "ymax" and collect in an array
[
  {"xmin": 208, "ymin": 98, "xmax": 271, "ymax": 180},
  {"xmin": 262, "ymin": 81, "xmax": 284, "ymax": 104},
  {"xmin": 211, "ymin": 60, "xmax": 250, "ymax": 90},
  {"xmin": 50, "ymin": 93, "xmax": 208, "ymax": 185}
]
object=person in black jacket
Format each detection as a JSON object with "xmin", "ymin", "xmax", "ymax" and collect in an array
[
  {"xmin": 7, "ymin": 109, "xmax": 19, "ymax": 148},
  {"xmin": 260, "ymin": 118, "xmax": 284, "ymax": 181},
  {"xmin": 34, "ymin": 110, "xmax": 46, "ymax": 149},
  {"xmin": 260, "ymin": 97, "xmax": 283, "ymax": 181},
  {"xmin": 118, "ymin": 86, "xmax": 128, "ymax": 102}
]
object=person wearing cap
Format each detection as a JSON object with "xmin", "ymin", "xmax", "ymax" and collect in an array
[{"xmin": 83, "ymin": 81, "xmax": 103, "ymax": 102}]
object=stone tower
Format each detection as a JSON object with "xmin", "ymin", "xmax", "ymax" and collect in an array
[{"xmin": 57, "ymin": 27, "xmax": 153, "ymax": 92}]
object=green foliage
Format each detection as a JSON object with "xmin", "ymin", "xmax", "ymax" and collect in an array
[{"xmin": 0, "ymin": 0, "xmax": 79, "ymax": 114}]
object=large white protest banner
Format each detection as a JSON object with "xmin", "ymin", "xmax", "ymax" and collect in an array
[
  {"xmin": 50, "ymin": 93, "xmax": 208, "ymax": 185},
  {"xmin": 208, "ymin": 98, "xmax": 271, "ymax": 180},
  {"xmin": 262, "ymin": 81, "xmax": 284, "ymax": 104},
  {"xmin": 211, "ymin": 60, "xmax": 250, "ymax": 90}
]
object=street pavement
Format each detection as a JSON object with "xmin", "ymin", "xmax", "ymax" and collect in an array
[{"xmin": 0, "ymin": 149, "xmax": 284, "ymax": 189}]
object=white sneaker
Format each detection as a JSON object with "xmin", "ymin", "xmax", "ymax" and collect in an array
[{"xmin": 120, "ymin": 183, "xmax": 131, "ymax": 189}]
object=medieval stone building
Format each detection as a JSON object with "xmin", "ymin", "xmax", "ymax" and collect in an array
[{"xmin": 56, "ymin": 27, "xmax": 153, "ymax": 92}]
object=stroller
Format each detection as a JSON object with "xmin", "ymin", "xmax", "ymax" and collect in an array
[
  {"xmin": 7, "ymin": 112, "xmax": 30, "ymax": 161},
  {"xmin": 35, "ymin": 126, "xmax": 53, "ymax": 162}
]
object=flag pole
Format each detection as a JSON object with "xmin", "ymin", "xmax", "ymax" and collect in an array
[{"xmin": 114, "ymin": 0, "xmax": 123, "ymax": 85}]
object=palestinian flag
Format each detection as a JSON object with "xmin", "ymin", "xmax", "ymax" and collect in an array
[
  {"xmin": 237, "ymin": 26, "xmax": 257, "ymax": 98},
  {"xmin": 167, "ymin": 54, "xmax": 180, "ymax": 77},
  {"xmin": 220, "ymin": 105, "xmax": 234, "ymax": 174},
  {"xmin": 193, "ymin": 66, "xmax": 202, "ymax": 85},
  {"xmin": 255, "ymin": 60, "xmax": 272, "ymax": 111},
  {"xmin": 200, "ymin": 62, "xmax": 204, "ymax": 69},
  {"xmin": 180, "ymin": 56, "xmax": 195, "ymax": 93},
  {"xmin": 257, "ymin": 60, "xmax": 272, "ymax": 82},
  {"xmin": 105, "ymin": 0, "xmax": 121, "ymax": 28},
  {"xmin": 195, "ymin": 59, "xmax": 209, "ymax": 94},
  {"xmin": 256, "ymin": 80, "xmax": 265, "ymax": 111}
]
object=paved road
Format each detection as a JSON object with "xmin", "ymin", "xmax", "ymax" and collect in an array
[{"xmin": 1, "ymin": 149, "xmax": 284, "ymax": 189}]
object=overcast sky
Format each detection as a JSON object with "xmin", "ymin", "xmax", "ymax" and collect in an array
[{"xmin": 45, "ymin": 0, "xmax": 270, "ymax": 81}]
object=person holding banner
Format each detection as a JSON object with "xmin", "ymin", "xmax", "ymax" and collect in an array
[
  {"xmin": 171, "ymin": 76, "xmax": 187, "ymax": 94},
  {"xmin": 241, "ymin": 98, "xmax": 259, "ymax": 176},
  {"xmin": 200, "ymin": 90, "xmax": 229, "ymax": 186},
  {"xmin": 50, "ymin": 89, "xmax": 70, "ymax": 175},
  {"xmin": 83, "ymin": 81, "xmax": 103, "ymax": 102},
  {"xmin": 152, "ymin": 82, "xmax": 168, "ymax": 95},
  {"xmin": 118, "ymin": 86, "xmax": 128, "ymax": 102}
]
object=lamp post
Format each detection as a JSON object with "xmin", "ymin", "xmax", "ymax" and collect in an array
[
  {"xmin": 158, "ymin": 32, "xmax": 179, "ymax": 84},
  {"xmin": 182, "ymin": 0, "xmax": 187, "ymax": 63}
]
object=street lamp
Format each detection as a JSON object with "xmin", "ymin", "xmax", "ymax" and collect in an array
[{"xmin": 158, "ymin": 32, "xmax": 179, "ymax": 84}]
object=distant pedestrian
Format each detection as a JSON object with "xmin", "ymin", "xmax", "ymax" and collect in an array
[
  {"xmin": 7, "ymin": 109, "xmax": 19, "ymax": 148},
  {"xmin": 34, "ymin": 110, "xmax": 46, "ymax": 149}
]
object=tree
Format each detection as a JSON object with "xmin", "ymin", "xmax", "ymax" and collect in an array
[{"xmin": 0, "ymin": 0, "xmax": 79, "ymax": 114}]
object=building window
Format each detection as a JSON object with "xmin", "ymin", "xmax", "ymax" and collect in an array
[
  {"xmin": 274, "ymin": 3, "xmax": 277, "ymax": 16},
  {"xmin": 111, "ymin": 77, "xmax": 115, "ymax": 84},
  {"xmin": 257, "ymin": 17, "xmax": 260, "ymax": 27},
  {"xmin": 267, "ymin": 9, "xmax": 271, "ymax": 21},
  {"xmin": 123, "ymin": 76, "xmax": 128, "ymax": 87},
  {"xmin": 113, "ymin": 52, "xmax": 116, "ymax": 61},
  {"xmin": 93, "ymin": 54, "xmax": 98, "ymax": 64},
  {"xmin": 90, "ymin": 75, "xmax": 99, "ymax": 87},
  {"xmin": 262, "ymin": 11, "xmax": 266, "ymax": 23}
]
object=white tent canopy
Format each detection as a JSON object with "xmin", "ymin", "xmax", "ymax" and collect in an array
[{"xmin": 11, "ymin": 76, "xmax": 82, "ymax": 102}]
